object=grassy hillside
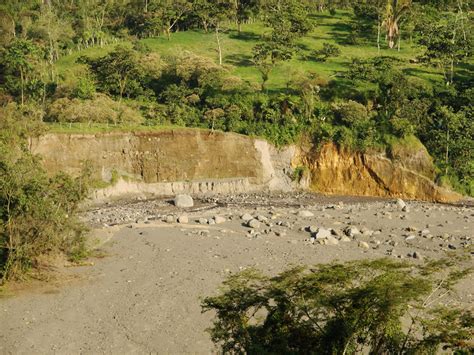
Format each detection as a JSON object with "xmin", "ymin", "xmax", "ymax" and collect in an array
[{"xmin": 56, "ymin": 11, "xmax": 443, "ymax": 92}]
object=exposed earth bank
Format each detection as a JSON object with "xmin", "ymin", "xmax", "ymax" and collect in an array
[
  {"xmin": 1, "ymin": 193, "xmax": 472, "ymax": 354},
  {"xmin": 31, "ymin": 130, "xmax": 461, "ymax": 203}
]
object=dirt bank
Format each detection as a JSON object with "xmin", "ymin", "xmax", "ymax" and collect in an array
[{"xmin": 31, "ymin": 130, "xmax": 461, "ymax": 202}]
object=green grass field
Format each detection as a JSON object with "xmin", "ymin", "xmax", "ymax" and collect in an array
[{"xmin": 55, "ymin": 11, "xmax": 445, "ymax": 92}]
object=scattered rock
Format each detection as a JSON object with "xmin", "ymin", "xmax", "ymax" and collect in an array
[
  {"xmin": 340, "ymin": 236, "xmax": 351, "ymax": 242},
  {"xmin": 247, "ymin": 219, "xmax": 261, "ymax": 229},
  {"xmin": 198, "ymin": 218, "xmax": 208, "ymax": 225},
  {"xmin": 345, "ymin": 226, "xmax": 360, "ymax": 237},
  {"xmin": 213, "ymin": 215, "xmax": 226, "ymax": 224},
  {"xmin": 325, "ymin": 236, "xmax": 339, "ymax": 245},
  {"xmin": 297, "ymin": 210, "xmax": 314, "ymax": 218},
  {"xmin": 396, "ymin": 198, "xmax": 406, "ymax": 210},
  {"xmin": 241, "ymin": 213, "xmax": 253, "ymax": 222},
  {"xmin": 174, "ymin": 194, "xmax": 194, "ymax": 208},
  {"xmin": 164, "ymin": 215, "xmax": 175, "ymax": 223},
  {"xmin": 177, "ymin": 215, "xmax": 189, "ymax": 224},
  {"xmin": 315, "ymin": 228, "xmax": 331, "ymax": 240},
  {"xmin": 358, "ymin": 241, "xmax": 370, "ymax": 249},
  {"xmin": 405, "ymin": 235, "xmax": 416, "ymax": 242}
]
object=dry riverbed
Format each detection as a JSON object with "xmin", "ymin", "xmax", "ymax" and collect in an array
[{"xmin": 1, "ymin": 192, "xmax": 473, "ymax": 354}]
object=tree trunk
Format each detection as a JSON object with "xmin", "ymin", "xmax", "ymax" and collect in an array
[
  {"xmin": 20, "ymin": 68, "xmax": 24, "ymax": 106},
  {"xmin": 387, "ymin": 24, "xmax": 395, "ymax": 49},
  {"xmin": 445, "ymin": 125, "xmax": 449, "ymax": 175},
  {"xmin": 450, "ymin": 59, "xmax": 454, "ymax": 84},
  {"xmin": 216, "ymin": 25, "xmax": 222, "ymax": 65},
  {"xmin": 377, "ymin": 18, "xmax": 381, "ymax": 52},
  {"xmin": 237, "ymin": 21, "xmax": 242, "ymax": 34}
]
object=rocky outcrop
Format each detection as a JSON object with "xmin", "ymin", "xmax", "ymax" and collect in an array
[{"xmin": 295, "ymin": 142, "xmax": 461, "ymax": 203}]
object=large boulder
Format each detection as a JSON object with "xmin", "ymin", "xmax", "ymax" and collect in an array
[{"xmin": 174, "ymin": 194, "xmax": 194, "ymax": 208}]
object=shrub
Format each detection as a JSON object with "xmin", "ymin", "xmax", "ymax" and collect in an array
[
  {"xmin": 332, "ymin": 100, "xmax": 369, "ymax": 125},
  {"xmin": 202, "ymin": 258, "xmax": 473, "ymax": 354},
  {"xmin": 73, "ymin": 76, "xmax": 96, "ymax": 99},
  {"xmin": 0, "ymin": 106, "xmax": 90, "ymax": 282},
  {"xmin": 47, "ymin": 94, "xmax": 143, "ymax": 125},
  {"xmin": 313, "ymin": 43, "xmax": 341, "ymax": 62}
]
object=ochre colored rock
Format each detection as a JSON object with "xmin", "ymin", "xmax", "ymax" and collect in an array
[{"xmin": 297, "ymin": 142, "xmax": 461, "ymax": 203}]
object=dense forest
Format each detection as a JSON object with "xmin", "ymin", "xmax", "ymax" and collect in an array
[{"xmin": 0, "ymin": 0, "xmax": 473, "ymax": 194}]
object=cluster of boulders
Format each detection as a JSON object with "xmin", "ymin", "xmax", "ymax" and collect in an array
[{"xmin": 85, "ymin": 193, "xmax": 472, "ymax": 261}]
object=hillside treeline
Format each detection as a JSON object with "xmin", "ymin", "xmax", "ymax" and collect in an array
[{"xmin": 0, "ymin": 0, "xmax": 472, "ymax": 194}]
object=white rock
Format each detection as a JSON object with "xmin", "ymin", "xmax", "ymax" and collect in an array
[
  {"xmin": 315, "ymin": 228, "xmax": 331, "ymax": 239},
  {"xmin": 247, "ymin": 219, "xmax": 261, "ymax": 229},
  {"xmin": 241, "ymin": 213, "xmax": 253, "ymax": 222},
  {"xmin": 177, "ymin": 215, "xmax": 189, "ymax": 224},
  {"xmin": 396, "ymin": 198, "xmax": 406, "ymax": 210},
  {"xmin": 214, "ymin": 216, "xmax": 226, "ymax": 224},
  {"xmin": 345, "ymin": 226, "xmax": 360, "ymax": 237},
  {"xmin": 359, "ymin": 241, "xmax": 370, "ymax": 249},
  {"xmin": 298, "ymin": 210, "xmax": 314, "ymax": 218},
  {"xmin": 340, "ymin": 236, "xmax": 351, "ymax": 242},
  {"xmin": 174, "ymin": 194, "xmax": 194, "ymax": 208}
]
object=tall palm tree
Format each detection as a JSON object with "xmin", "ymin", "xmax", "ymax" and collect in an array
[{"xmin": 383, "ymin": 0, "xmax": 411, "ymax": 49}]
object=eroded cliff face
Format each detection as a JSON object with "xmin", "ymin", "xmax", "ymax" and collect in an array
[
  {"xmin": 295, "ymin": 142, "xmax": 461, "ymax": 203},
  {"xmin": 31, "ymin": 130, "xmax": 461, "ymax": 202},
  {"xmin": 32, "ymin": 130, "xmax": 262, "ymax": 182},
  {"xmin": 30, "ymin": 129, "xmax": 294, "ymax": 200}
]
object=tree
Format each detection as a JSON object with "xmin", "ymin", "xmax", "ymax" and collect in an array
[
  {"xmin": 151, "ymin": 0, "xmax": 192, "ymax": 40},
  {"xmin": 192, "ymin": 0, "xmax": 214, "ymax": 32},
  {"xmin": 1, "ymin": 39, "xmax": 42, "ymax": 105},
  {"xmin": 235, "ymin": 0, "xmax": 259, "ymax": 34},
  {"xmin": 382, "ymin": 0, "xmax": 412, "ymax": 49},
  {"xmin": 198, "ymin": 0, "xmax": 236, "ymax": 65},
  {"xmin": 418, "ymin": 16, "xmax": 472, "ymax": 85},
  {"xmin": 202, "ymin": 258, "xmax": 473, "ymax": 354},
  {"xmin": 0, "ymin": 104, "xmax": 89, "ymax": 282},
  {"xmin": 79, "ymin": 46, "xmax": 144, "ymax": 100},
  {"xmin": 29, "ymin": 3, "xmax": 74, "ymax": 81},
  {"xmin": 313, "ymin": 42, "xmax": 341, "ymax": 62},
  {"xmin": 253, "ymin": 0, "xmax": 313, "ymax": 89}
]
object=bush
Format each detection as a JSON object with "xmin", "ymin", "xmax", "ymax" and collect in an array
[
  {"xmin": 73, "ymin": 76, "xmax": 96, "ymax": 99},
  {"xmin": 0, "ymin": 106, "xmax": 90, "ymax": 282},
  {"xmin": 202, "ymin": 258, "xmax": 473, "ymax": 354},
  {"xmin": 332, "ymin": 100, "xmax": 369, "ymax": 125},
  {"xmin": 47, "ymin": 94, "xmax": 143, "ymax": 125},
  {"xmin": 313, "ymin": 42, "xmax": 341, "ymax": 62}
]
